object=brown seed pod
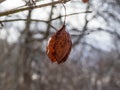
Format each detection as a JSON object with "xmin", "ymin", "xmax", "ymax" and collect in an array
[{"xmin": 46, "ymin": 25, "xmax": 72, "ymax": 64}]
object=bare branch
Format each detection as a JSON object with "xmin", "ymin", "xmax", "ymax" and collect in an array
[
  {"xmin": 0, "ymin": 11, "xmax": 92, "ymax": 23},
  {"xmin": 0, "ymin": 0, "xmax": 70, "ymax": 17}
]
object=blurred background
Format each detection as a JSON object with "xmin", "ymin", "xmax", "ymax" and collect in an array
[{"xmin": 0, "ymin": 0, "xmax": 120, "ymax": 90}]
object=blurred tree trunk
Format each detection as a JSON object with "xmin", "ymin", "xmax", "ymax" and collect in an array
[{"xmin": 19, "ymin": 9, "xmax": 33, "ymax": 90}]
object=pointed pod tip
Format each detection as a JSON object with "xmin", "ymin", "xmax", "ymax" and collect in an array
[{"xmin": 59, "ymin": 24, "xmax": 66, "ymax": 32}]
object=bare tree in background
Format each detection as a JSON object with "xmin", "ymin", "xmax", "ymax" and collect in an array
[{"xmin": 0, "ymin": 0, "xmax": 120, "ymax": 90}]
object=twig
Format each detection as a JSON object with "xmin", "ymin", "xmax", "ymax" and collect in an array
[
  {"xmin": 0, "ymin": 19, "xmax": 47, "ymax": 22},
  {"xmin": 49, "ymin": 11, "xmax": 92, "ymax": 21}
]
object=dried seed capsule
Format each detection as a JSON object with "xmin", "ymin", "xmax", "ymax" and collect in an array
[{"xmin": 46, "ymin": 25, "xmax": 72, "ymax": 64}]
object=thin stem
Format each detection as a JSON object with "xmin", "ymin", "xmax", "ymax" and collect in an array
[{"xmin": 61, "ymin": 3, "xmax": 66, "ymax": 25}]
